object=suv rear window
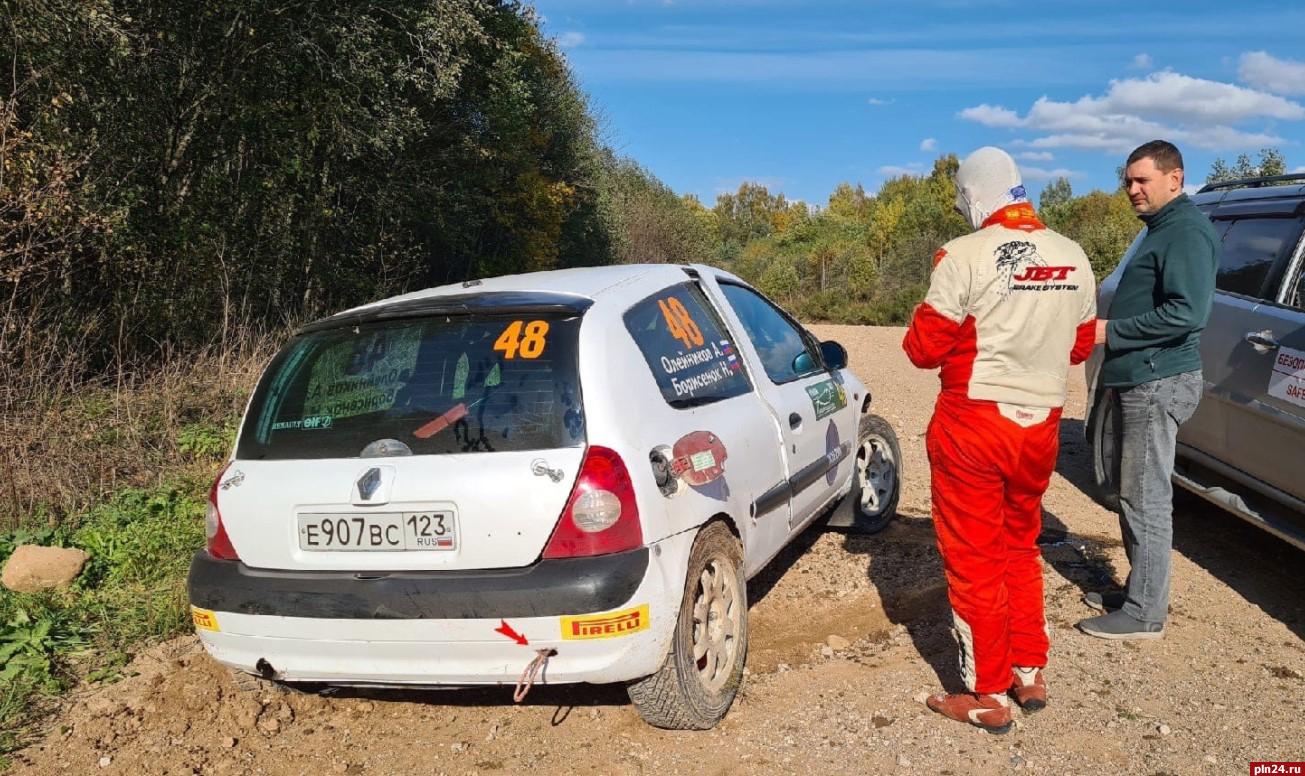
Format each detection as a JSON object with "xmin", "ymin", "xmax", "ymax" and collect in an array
[{"xmin": 237, "ymin": 314, "xmax": 584, "ymax": 460}]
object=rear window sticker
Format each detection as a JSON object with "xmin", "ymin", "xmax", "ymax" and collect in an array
[
  {"xmin": 494, "ymin": 320, "xmax": 550, "ymax": 359},
  {"xmin": 271, "ymin": 415, "xmax": 333, "ymax": 431},
  {"xmin": 303, "ymin": 327, "xmax": 422, "ymax": 420},
  {"xmin": 806, "ymin": 378, "xmax": 847, "ymax": 420},
  {"xmin": 1268, "ymin": 345, "xmax": 1305, "ymax": 408}
]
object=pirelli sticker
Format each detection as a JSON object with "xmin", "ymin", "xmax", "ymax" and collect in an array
[
  {"xmin": 560, "ymin": 605, "xmax": 650, "ymax": 640},
  {"xmin": 191, "ymin": 606, "xmax": 220, "ymax": 632}
]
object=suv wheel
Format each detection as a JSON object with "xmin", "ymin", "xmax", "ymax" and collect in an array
[
  {"xmin": 849, "ymin": 413, "xmax": 902, "ymax": 533},
  {"xmin": 627, "ymin": 521, "xmax": 746, "ymax": 730},
  {"xmin": 1090, "ymin": 390, "xmax": 1122, "ymax": 512}
]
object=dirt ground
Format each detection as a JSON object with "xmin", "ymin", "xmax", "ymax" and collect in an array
[{"xmin": 10, "ymin": 325, "xmax": 1305, "ymax": 776}]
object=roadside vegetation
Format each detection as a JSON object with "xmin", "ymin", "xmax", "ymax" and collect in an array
[{"xmin": 0, "ymin": 0, "xmax": 1289, "ymax": 765}]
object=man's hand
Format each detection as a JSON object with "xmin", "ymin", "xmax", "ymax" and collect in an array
[{"xmin": 1094, "ymin": 319, "xmax": 1109, "ymax": 346}]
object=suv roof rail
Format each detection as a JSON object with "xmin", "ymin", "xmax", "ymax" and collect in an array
[{"xmin": 1197, "ymin": 172, "xmax": 1305, "ymax": 194}]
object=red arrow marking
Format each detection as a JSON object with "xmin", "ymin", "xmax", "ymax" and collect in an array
[{"xmin": 495, "ymin": 620, "xmax": 529, "ymax": 645}]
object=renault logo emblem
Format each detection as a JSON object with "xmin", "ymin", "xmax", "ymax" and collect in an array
[{"xmin": 357, "ymin": 467, "xmax": 382, "ymax": 501}]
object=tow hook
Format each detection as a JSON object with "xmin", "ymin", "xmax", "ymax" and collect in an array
[{"xmin": 513, "ymin": 648, "xmax": 558, "ymax": 702}]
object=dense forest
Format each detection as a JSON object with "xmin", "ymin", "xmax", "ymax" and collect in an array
[{"xmin": 5, "ymin": 0, "xmax": 1275, "ymax": 399}]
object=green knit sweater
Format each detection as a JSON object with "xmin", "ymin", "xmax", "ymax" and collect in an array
[{"xmin": 1102, "ymin": 193, "xmax": 1219, "ymax": 388}]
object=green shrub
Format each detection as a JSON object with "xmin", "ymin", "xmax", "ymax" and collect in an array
[{"xmin": 0, "ymin": 481, "xmax": 206, "ymax": 760}]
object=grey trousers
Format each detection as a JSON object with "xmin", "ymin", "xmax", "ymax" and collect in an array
[{"xmin": 1116, "ymin": 370, "xmax": 1203, "ymax": 625}]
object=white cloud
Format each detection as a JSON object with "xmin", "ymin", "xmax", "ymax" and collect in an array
[
  {"xmin": 959, "ymin": 71, "xmax": 1303, "ymax": 155},
  {"xmin": 1018, "ymin": 166, "xmax": 1079, "ymax": 183},
  {"xmin": 877, "ymin": 165, "xmax": 924, "ymax": 177},
  {"xmin": 957, "ymin": 104, "xmax": 1022, "ymax": 128},
  {"xmin": 920, "ymin": 138, "xmax": 938, "ymax": 152},
  {"xmin": 556, "ymin": 31, "xmax": 585, "ymax": 49},
  {"xmin": 1015, "ymin": 151, "xmax": 1054, "ymax": 161},
  {"xmin": 1131, "ymin": 54, "xmax": 1153, "ymax": 70},
  {"xmin": 867, "ymin": 97, "xmax": 893, "ymax": 106},
  {"xmin": 1102, "ymin": 72, "xmax": 1302, "ymax": 124},
  {"xmin": 1240, "ymin": 51, "xmax": 1305, "ymax": 96},
  {"xmin": 1293, "ymin": 166, "xmax": 1305, "ymax": 174}
]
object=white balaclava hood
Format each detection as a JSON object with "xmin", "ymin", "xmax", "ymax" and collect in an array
[{"xmin": 955, "ymin": 147, "xmax": 1028, "ymax": 230}]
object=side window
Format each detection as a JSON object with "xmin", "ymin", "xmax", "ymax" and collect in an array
[
  {"xmin": 717, "ymin": 283, "xmax": 821, "ymax": 384},
  {"xmin": 624, "ymin": 283, "xmax": 752, "ymax": 408},
  {"xmin": 1213, "ymin": 216, "xmax": 1305, "ymax": 300}
]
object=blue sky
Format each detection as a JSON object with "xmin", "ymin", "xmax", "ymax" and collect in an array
[{"xmin": 527, "ymin": 0, "xmax": 1305, "ymax": 208}]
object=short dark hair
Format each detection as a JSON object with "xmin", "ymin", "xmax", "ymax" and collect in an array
[{"xmin": 1127, "ymin": 140, "xmax": 1184, "ymax": 172}]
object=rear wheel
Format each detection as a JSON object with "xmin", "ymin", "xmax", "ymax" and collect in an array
[
  {"xmin": 1090, "ymin": 390, "xmax": 1122, "ymax": 512},
  {"xmin": 849, "ymin": 413, "xmax": 902, "ymax": 534},
  {"xmin": 627, "ymin": 521, "xmax": 746, "ymax": 730}
]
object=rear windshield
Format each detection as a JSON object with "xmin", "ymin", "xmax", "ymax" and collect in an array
[{"xmin": 237, "ymin": 314, "xmax": 584, "ymax": 460}]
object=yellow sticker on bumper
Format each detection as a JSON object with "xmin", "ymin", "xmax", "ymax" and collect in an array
[
  {"xmin": 190, "ymin": 606, "xmax": 219, "ymax": 632},
  {"xmin": 560, "ymin": 604, "xmax": 650, "ymax": 640}
]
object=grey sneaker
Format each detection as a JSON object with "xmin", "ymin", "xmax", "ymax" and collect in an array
[
  {"xmin": 1076, "ymin": 610, "xmax": 1164, "ymax": 640},
  {"xmin": 1084, "ymin": 590, "xmax": 1126, "ymax": 612}
]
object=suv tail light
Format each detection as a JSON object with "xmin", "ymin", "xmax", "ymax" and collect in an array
[
  {"xmin": 542, "ymin": 446, "xmax": 643, "ymax": 559},
  {"xmin": 205, "ymin": 463, "xmax": 240, "ymax": 561}
]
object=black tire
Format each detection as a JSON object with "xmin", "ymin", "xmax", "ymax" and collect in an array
[
  {"xmin": 627, "ymin": 521, "xmax": 747, "ymax": 730},
  {"xmin": 848, "ymin": 413, "xmax": 902, "ymax": 534},
  {"xmin": 1090, "ymin": 390, "xmax": 1122, "ymax": 512}
]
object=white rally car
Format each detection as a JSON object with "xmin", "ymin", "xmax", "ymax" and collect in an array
[{"xmin": 188, "ymin": 263, "xmax": 901, "ymax": 729}]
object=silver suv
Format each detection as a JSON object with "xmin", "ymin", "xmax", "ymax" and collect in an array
[{"xmin": 1086, "ymin": 173, "xmax": 1305, "ymax": 551}]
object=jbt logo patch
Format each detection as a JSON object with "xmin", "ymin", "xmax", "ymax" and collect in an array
[{"xmin": 1012, "ymin": 266, "xmax": 1076, "ymax": 282}]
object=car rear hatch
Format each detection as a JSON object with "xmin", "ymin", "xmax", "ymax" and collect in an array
[{"xmin": 222, "ymin": 297, "xmax": 589, "ymax": 572}]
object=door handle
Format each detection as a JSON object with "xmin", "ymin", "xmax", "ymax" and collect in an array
[
  {"xmin": 1244, "ymin": 330, "xmax": 1280, "ymax": 353},
  {"xmin": 788, "ymin": 412, "xmax": 802, "ymax": 429}
]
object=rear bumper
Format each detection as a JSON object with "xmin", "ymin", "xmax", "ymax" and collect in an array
[
  {"xmin": 187, "ymin": 531, "xmax": 695, "ymax": 686},
  {"xmin": 187, "ymin": 547, "xmax": 648, "ymax": 619}
]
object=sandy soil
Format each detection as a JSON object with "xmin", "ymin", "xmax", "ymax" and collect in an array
[{"xmin": 10, "ymin": 325, "xmax": 1305, "ymax": 776}]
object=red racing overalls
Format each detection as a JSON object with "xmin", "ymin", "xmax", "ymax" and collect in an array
[{"xmin": 904, "ymin": 203, "xmax": 1096, "ymax": 695}]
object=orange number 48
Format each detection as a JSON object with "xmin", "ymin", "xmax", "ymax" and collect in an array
[
  {"xmin": 494, "ymin": 320, "xmax": 549, "ymax": 359},
  {"xmin": 658, "ymin": 297, "xmax": 704, "ymax": 350}
]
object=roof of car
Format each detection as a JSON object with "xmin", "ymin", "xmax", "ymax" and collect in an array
[
  {"xmin": 1194, "ymin": 173, "xmax": 1305, "ymax": 207},
  {"xmin": 298, "ymin": 264, "xmax": 712, "ymax": 334}
]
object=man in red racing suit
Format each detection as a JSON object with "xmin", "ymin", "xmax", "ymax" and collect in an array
[{"xmin": 904, "ymin": 147, "xmax": 1096, "ymax": 733}]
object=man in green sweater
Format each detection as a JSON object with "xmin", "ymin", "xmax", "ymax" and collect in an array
[{"xmin": 1077, "ymin": 140, "xmax": 1219, "ymax": 640}]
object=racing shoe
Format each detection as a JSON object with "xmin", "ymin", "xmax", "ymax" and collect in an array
[
  {"xmin": 1009, "ymin": 667, "xmax": 1047, "ymax": 712},
  {"xmin": 925, "ymin": 691, "xmax": 1013, "ymax": 734}
]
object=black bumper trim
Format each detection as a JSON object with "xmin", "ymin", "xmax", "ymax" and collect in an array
[{"xmin": 187, "ymin": 547, "xmax": 649, "ymax": 620}]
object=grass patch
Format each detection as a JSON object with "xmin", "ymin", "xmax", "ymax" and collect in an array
[{"xmin": 0, "ymin": 480, "xmax": 209, "ymax": 762}]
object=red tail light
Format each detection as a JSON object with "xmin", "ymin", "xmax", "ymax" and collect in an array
[
  {"xmin": 542, "ymin": 446, "xmax": 643, "ymax": 559},
  {"xmin": 206, "ymin": 463, "xmax": 241, "ymax": 561}
]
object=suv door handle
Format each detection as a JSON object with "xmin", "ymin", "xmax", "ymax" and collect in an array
[
  {"xmin": 788, "ymin": 412, "xmax": 802, "ymax": 429},
  {"xmin": 1244, "ymin": 330, "xmax": 1280, "ymax": 353}
]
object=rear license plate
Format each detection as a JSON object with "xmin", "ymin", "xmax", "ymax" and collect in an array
[{"xmin": 297, "ymin": 512, "xmax": 458, "ymax": 551}]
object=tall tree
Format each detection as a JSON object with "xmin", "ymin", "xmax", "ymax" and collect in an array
[
  {"xmin": 1039, "ymin": 177, "xmax": 1074, "ymax": 232},
  {"xmin": 1207, "ymin": 148, "xmax": 1287, "ymax": 184},
  {"xmin": 3, "ymin": 0, "xmax": 619, "ymax": 376}
]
